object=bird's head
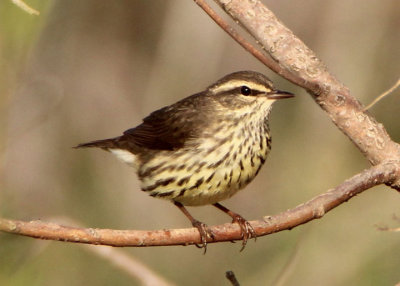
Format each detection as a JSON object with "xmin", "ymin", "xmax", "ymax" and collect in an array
[{"xmin": 207, "ymin": 71, "xmax": 294, "ymax": 112}]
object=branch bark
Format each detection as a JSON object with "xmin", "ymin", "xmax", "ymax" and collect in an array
[
  {"xmin": 1, "ymin": 0, "xmax": 399, "ymax": 248},
  {"xmin": 208, "ymin": 0, "xmax": 400, "ymax": 177},
  {"xmin": 1, "ymin": 162, "xmax": 399, "ymax": 247}
]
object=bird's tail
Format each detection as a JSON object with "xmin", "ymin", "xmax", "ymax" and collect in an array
[
  {"xmin": 74, "ymin": 137, "xmax": 119, "ymax": 150},
  {"xmin": 75, "ymin": 137, "xmax": 139, "ymax": 167}
]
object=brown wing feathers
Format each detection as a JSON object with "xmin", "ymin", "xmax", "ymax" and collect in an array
[
  {"xmin": 75, "ymin": 93, "xmax": 210, "ymax": 153},
  {"xmin": 74, "ymin": 137, "xmax": 121, "ymax": 150}
]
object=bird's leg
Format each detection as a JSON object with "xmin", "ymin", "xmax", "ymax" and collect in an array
[
  {"xmin": 213, "ymin": 203, "xmax": 256, "ymax": 251},
  {"xmin": 173, "ymin": 201, "xmax": 214, "ymax": 253}
]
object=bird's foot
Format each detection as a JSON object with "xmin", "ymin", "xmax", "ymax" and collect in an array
[
  {"xmin": 192, "ymin": 219, "xmax": 215, "ymax": 254},
  {"xmin": 231, "ymin": 214, "xmax": 256, "ymax": 251}
]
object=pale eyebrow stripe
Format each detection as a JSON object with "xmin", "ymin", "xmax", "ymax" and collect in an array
[{"xmin": 210, "ymin": 80, "xmax": 271, "ymax": 94}]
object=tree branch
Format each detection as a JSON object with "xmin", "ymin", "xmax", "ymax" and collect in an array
[
  {"xmin": 11, "ymin": 0, "xmax": 40, "ymax": 15},
  {"xmin": 193, "ymin": 0, "xmax": 301, "ymax": 86},
  {"xmin": 206, "ymin": 0, "xmax": 400, "ymax": 177},
  {"xmin": 1, "ymin": 0, "xmax": 399, "ymax": 249},
  {"xmin": 1, "ymin": 163, "xmax": 398, "ymax": 247}
]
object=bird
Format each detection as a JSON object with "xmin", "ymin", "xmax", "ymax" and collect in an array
[{"xmin": 75, "ymin": 71, "xmax": 294, "ymax": 251}]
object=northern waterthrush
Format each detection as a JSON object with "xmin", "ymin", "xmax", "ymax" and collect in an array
[{"xmin": 76, "ymin": 71, "xmax": 293, "ymax": 251}]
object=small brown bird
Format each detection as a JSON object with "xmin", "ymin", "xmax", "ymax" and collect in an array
[{"xmin": 75, "ymin": 71, "xmax": 293, "ymax": 251}]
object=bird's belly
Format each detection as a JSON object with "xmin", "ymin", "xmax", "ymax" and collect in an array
[{"xmin": 138, "ymin": 136, "xmax": 269, "ymax": 206}]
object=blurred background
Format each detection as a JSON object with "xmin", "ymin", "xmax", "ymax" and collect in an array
[{"xmin": 1, "ymin": 0, "xmax": 399, "ymax": 285}]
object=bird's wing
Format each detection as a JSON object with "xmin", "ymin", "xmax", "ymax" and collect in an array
[{"xmin": 122, "ymin": 93, "xmax": 211, "ymax": 151}]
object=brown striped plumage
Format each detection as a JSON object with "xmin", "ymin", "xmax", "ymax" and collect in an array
[{"xmin": 76, "ymin": 71, "xmax": 293, "ymax": 251}]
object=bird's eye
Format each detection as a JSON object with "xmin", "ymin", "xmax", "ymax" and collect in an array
[{"xmin": 240, "ymin": 86, "xmax": 251, "ymax": 96}]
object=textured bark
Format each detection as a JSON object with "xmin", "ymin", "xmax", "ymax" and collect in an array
[
  {"xmin": 1, "ymin": 163, "xmax": 398, "ymax": 247},
  {"xmin": 213, "ymin": 0, "xmax": 400, "ymax": 172},
  {"xmin": 1, "ymin": 0, "xmax": 399, "ymax": 248}
]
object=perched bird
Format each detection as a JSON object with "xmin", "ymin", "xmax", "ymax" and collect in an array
[{"xmin": 75, "ymin": 71, "xmax": 293, "ymax": 251}]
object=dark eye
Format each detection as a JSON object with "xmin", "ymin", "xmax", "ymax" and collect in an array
[{"xmin": 240, "ymin": 86, "xmax": 251, "ymax": 96}]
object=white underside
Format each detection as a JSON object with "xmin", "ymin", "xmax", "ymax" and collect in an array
[{"xmin": 109, "ymin": 149, "xmax": 139, "ymax": 170}]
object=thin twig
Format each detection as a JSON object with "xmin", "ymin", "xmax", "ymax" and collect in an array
[
  {"xmin": 272, "ymin": 230, "xmax": 305, "ymax": 286},
  {"xmin": 193, "ymin": 0, "xmax": 302, "ymax": 87},
  {"xmin": 376, "ymin": 226, "xmax": 400, "ymax": 232},
  {"xmin": 0, "ymin": 163, "xmax": 398, "ymax": 248},
  {"xmin": 364, "ymin": 78, "xmax": 400, "ymax": 110},
  {"xmin": 58, "ymin": 217, "xmax": 175, "ymax": 286},
  {"xmin": 11, "ymin": 0, "xmax": 40, "ymax": 15},
  {"xmin": 226, "ymin": 271, "xmax": 240, "ymax": 286},
  {"xmin": 85, "ymin": 245, "xmax": 175, "ymax": 286}
]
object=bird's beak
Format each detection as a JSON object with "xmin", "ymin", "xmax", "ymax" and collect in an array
[{"xmin": 266, "ymin": 90, "xmax": 294, "ymax": 100}]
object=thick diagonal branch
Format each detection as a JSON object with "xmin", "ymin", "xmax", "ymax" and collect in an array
[
  {"xmin": 202, "ymin": 0, "xmax": 400, "ymax": 177},
  {"xmin": 1, "ymin": 1, "xmax": 399, "ymax": 249},
  {"xmin": 1, "ymin": 163, "xmax": 398, "ymax": 247}
]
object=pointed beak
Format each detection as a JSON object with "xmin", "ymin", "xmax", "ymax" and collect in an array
[{"xmin": 266, "ymin": 90, "xmax": 295, "ymax": 100}]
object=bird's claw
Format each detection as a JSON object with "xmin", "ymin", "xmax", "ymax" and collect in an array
[
  {"xmin": 231, "ymin": 215, "xmax": 256, "ymax": 251},
  {"xmin": 192, "ymin": 220, "xmax": 214, "ymax": 254}
]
